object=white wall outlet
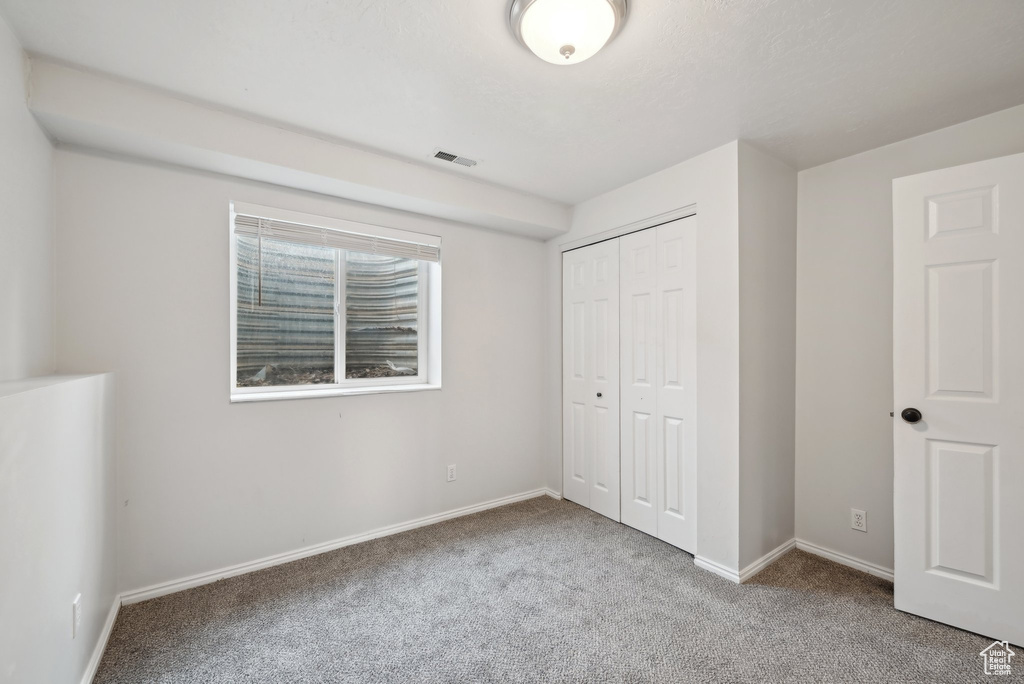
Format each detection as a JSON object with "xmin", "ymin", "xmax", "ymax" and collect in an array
[
  {"xmin": 851, "ymin": 508, "xmax": 867, "ymax": 532},
  {"xmin": 72, "ymin": 594, "xmax": 82, "ymax": 639},
  {"xmin": 446, "ymin": 464, "xmax": 456, "ymax": 482}
]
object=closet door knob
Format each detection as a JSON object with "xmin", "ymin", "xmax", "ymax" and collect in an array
[
  {"xmin": 596, "ymin": 392, "xmax": 603, "ymax": 398},
  {"xmin": 900, "ymin": 408, "xmax": 922, "ymax": 424}
]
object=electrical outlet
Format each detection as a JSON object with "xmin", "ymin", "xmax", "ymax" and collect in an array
[
  {"xmin": 851, "ymin": 508, "xmax": 867, "ymax": 532},
  {"xmin": 446, "ymin": 464, "xmax": 456, "ymax": 482},
  {"xmin": 72, "ymin": 594, "xmax": 82, "ymax": 639}
]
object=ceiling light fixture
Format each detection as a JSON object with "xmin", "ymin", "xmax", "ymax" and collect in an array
[{"xmin": 509, "ymin": 0, "xmax": 628, "ymax": 66}]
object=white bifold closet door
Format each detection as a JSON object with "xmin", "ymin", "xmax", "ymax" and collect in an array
[
  {"xmin": 562, "ymin": 238, "xmax": 620, "ymax": 521},
  {"xmin": 563, "ymin": 218, "xmax": 697, "ymax": 552},
  {"xmin": 619, "ymin": 221, "xmax": 697, "ymax": 552}
]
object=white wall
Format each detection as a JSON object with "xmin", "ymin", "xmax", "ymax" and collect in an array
[
  {"xmin": 737, "ymin": 143, "xmax": 797, "ymax": 569},
  {"xmin": 0, "ymin": 20, "xmax": 116, "ymax": 682},
  {"xmin": 796, "ymin": 103, "xmax": 1024, "ymax": 571},
  {"xmin": 0, "ymin": 16, "xmax": 55, "ymax": 382},
  {"xmin": 0, "ymin": 374, "xmax": 117, "ymax": 684},
  {"xmin": 55, "ymin": 149, "xmax": 549, "ymax": 593},
  {"xmin": 547, "ymin": 141, "xmax": 743, "ymax": 571},
  {"xmin": 28, "ymin": 59, "xmax": 571, "ymax": 241}
]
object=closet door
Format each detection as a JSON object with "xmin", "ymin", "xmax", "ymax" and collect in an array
[
  {"xmin": 562, "ymin": 240, "xmax": 620, "ymax": 521},
  {"xmin": 655, "ymin": 219, "xmax": 697, "ymax": 552},
  {"xmin": 620, "ymin": 229, "xmax": 658, "ymax": 535}
]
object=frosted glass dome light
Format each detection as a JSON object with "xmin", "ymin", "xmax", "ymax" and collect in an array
[{"xmin": 510, "ymin": 0, "xmax": 628, "ymax": 66}]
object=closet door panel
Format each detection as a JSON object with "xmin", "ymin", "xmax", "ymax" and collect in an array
[
  {"xmin": 562, "ymin": 240, "xmax": 620, "ymax": 521},
  {"xmin": 620, "ymin": 229, "xmax": 658, "ymax": 535},
  {"xmin": 587, "ymin": 241, "xmax": 620, "ymax": 521},
  {"xmin": 656, "ymin": 220, "xmax": 697, "ymax": 552},
  {"xmin": 563, "ymin": 250, "xmax": 590, "ymax": 507}
]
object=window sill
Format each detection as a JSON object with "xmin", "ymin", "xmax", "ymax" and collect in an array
[{"xmin": 231, "ymin": 383, "xmax": 441, "ymax": 403}]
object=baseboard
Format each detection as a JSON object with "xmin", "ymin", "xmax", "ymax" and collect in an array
[
  {"xmin": 542, "ymin": 488, "xmax": 562, "ymax": 500},
  {"xmin": 81, "ymin": 596, "xmax": 119, "ymax": 684},
  {"xmin": 795, "ymin": 539, "xmax": 894, "ymax": 582},
  {"xmin": 694, "ymin": 538, "xmax": 797, "ymax": 585},
  {"xmin": 739, "ymin": 538, "xmax": 797, "ymax": 582},
  {"xmin": 694, "ymin": 556, "xmax": 741, "ymax": 583},
  {"xmin": 120, "ymin": 488, "xmax": 551, "ymax": 605}
]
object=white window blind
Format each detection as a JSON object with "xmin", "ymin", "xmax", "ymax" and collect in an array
[{"xmin": 233, "ymin": 213, "xmax": 441, "ymax": 263}]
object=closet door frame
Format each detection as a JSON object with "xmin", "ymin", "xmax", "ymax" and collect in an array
[{"xmin": 559, "ymin": 205, "xmax": 697, "ymax": 544}]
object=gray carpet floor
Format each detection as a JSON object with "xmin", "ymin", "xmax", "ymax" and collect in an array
[{"xmin": 96, "ymin": 496, "xmax": 1005, "ymax": 683}]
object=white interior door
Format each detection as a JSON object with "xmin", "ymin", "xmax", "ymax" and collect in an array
[
  {"xmin": 562, "ymin": 240, "xmax": 620, "ymax": 521},
  {"xmin": 620, "ymin": 229, "xmax": 658, "ymax": 535},
  {"xmin": 654, "ymin": 220, "xmax": 697, "ymax": 552},
  {"xmin": 893, "ymin": 152, "xmax": 1024, "ymax": 646}
]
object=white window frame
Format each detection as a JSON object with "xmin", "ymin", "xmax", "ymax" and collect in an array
[{"xmin": 229, "ymin": 202, "xmax": 442, "ymax": 402}]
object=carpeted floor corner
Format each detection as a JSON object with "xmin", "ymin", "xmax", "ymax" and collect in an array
[{"xmin": 95, "ymin": 496, "xmax": 999, "ymax": 683}]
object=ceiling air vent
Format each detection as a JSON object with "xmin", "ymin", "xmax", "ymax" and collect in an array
[{"xmin": 432, "ymin": 149, "xmax": 479, "ymax": 168}]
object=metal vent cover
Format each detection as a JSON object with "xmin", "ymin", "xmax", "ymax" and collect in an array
[{"xmin": 432, "ymin": 148, "xmax": 479, "ymax": 168}]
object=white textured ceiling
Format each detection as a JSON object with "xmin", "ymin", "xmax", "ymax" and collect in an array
[{"xmin": 3, "ymin": 0, "xmax": 1024, "ymax": 203}]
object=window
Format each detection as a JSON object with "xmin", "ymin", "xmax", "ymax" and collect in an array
[{"xmin": 230, "ymin": 203, "xmax": 441, "ymax": 401}]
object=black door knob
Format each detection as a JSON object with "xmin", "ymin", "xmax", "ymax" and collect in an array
[
  {"xmin": 596, "ymin": 392, "xmax": 603, "ymax": 398},
  {"xmin": 901, "ymin": 408, "xmax": 923, "ymax": 424}
]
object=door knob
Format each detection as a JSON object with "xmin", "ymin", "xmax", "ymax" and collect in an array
[
  {"xmin": 901, "ymin": 407, "xmax": 923, "ymax": 424},
  {"xmin": 596, "ymin": 392, "xmax": 602, "ymax": 398}
]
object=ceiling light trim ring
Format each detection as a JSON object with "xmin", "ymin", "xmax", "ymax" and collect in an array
[{"xmin": 509, "ymin": 0, "xmax": 628, "ymax": 65}]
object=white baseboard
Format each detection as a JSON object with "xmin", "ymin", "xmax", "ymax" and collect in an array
[
  {"xmin": 81, "ymin": 597, "xmax": 119, "ymax": 684},
  {"xmin": 795, "ymin": 539, "xmax": 894, "ymax": 582},
  {"xmin": 120, "ymin": 488, "xmax": 552, "ymax": 605},
  {"xmin": 739, "ymin": 538, "xmax": 797, "ymax": 582},
  {"xmin": 542, "ymin": 488, "xmax": 562, "ymax": 500},
  {"xmin": 694, "ymin": 538, "xmax": 797, "ymax": 584},
  {"xmin": 694, "ymin": 555, "xmax": 740, "ymax": 583},
  {"xmin": 696, "ymin": 538, "xmax": 894, "ymax": 585}
]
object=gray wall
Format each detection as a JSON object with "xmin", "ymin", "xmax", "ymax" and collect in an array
[
  {"xmin": 0, "ymin": 375, "xmax": 117, "ymax": 684},
  {"xmin": 0, "ymin": 16, "xmax": 54, "ymax": 382},
  {"xmin": 795, "ymin": 103, "xmax": 1024, "ymax": 571},
  {"xmin": 55, "ymin": 149, "xmax": 549, "ymax": 593},
  {"xmin": 738, "ymin": 143, "xmax": 797, "ymax": 569}
]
